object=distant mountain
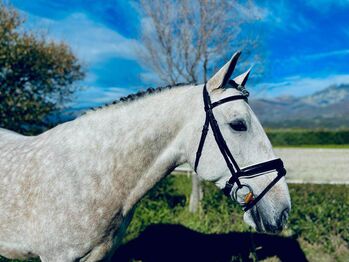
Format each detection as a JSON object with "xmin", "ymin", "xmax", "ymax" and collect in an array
[{"xmin": 250, "ymin": 84, "xmax": 349, "ymax": 129}]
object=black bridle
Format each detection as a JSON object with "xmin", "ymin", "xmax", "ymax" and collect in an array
[{"xmin": 194, "ymin": 84, "xmax": 286, "ymax": 212}]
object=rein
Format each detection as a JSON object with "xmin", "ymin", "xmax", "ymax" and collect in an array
[{"xmin": 194, "ymin": 84, "xmax": 286, "ymax": 212}]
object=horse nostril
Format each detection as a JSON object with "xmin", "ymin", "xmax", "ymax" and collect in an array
[{"xmin": 268, "ymin": 208, "xmax": 290, "ymax": 233}]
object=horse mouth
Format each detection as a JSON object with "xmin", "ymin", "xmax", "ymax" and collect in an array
[
  {"xmin": 243, "ymin": 207, "xmax": 288, "ymax": 234},
  {"xmin": 243, "ymin": 208, "xmax": 265, "ymax": 232}
]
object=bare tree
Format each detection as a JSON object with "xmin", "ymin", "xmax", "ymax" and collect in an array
[
  {"xmin": 138, "ymin": 0, "xmax": 264, "ymax": 85},
  {"xmin": 138, "ymin": 0, "xmax": 265, "ymax": 212}
]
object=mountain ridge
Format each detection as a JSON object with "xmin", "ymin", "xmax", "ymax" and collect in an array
[{"xmin": 250, "ymin": 84, "xmax": 349, "ymax": 128}]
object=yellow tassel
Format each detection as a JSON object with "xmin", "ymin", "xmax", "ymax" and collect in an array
[{"xmin": 244, "ymin": 192, "xmax": 254, "ymax": 204}]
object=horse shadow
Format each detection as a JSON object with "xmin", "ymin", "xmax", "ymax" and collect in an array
[{"xmin": 111, "ymin": 224, "xmax": 308, "ymax": 262}]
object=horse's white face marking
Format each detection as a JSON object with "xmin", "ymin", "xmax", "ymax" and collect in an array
[{"xmin": 0, "ymin": 52, "xmax": 291, "ymax": 261}]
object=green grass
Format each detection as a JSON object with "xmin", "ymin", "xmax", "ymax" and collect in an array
[
  {"xmin": 1, "ymin": 176, "xmax": 348, "ymax": 261},
  {"xmin": 118, "ymin": 176, "xmax": 349, "ymax": 261},
  {"xmin": 266, "ymin": 129, "xmax": 349, "ymax": 146},
  {"xmin": 274, "ymin": 144, "xmax": 349, "ymax": 149},
  {"xmin": 125, "ymin": 176, "xmax": 349, "ymax": 259}
]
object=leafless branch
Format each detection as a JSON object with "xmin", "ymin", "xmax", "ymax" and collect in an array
[{"xmin": 138, "ymin": 0, "xmax": 265, "ymax": 85}]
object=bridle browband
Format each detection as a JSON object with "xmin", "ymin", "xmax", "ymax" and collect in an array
[{"xmin": 194, "ymin": 84, "xmax": 286, "ymax": 212}]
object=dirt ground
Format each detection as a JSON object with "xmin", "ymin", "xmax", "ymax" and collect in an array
[{"xmin": 275, "ymin": 148, "xmax": 349, "ymax": 184}]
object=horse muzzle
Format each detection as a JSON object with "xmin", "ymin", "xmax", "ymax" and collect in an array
[{"xmin": 244, "ymin": 200, "xmax": 290, "ymax": 233}]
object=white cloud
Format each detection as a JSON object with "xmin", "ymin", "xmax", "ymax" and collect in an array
[
  {"xmin": 260, "ymin": 2, "xmax": 313, "ymax": 32},
  {"xmin": 305, "ymin": 0, "xmax": 349, "ymax": 12},
  {"xmin": 254, "ymin": 74, "xmax": 349, "ymax": 98},
  {"xmin": 234, "ymin": 2, "xmax": 269, "ymax": 21},
  {"xmin": 71, "ymin": 86, "xmax": 139, "ymax": 108},
  {"xmin": 304, "ymin": 49, "xmax": 349, "ymax": 60},
  {"xmin": 21, "ymin": 11, "xmax": 144, "ymax": 64},
  {"xmin": 139, "ymin": 71, "xmax": 162, "ymax": 85}
]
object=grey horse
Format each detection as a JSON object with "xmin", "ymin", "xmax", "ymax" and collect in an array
[{"xmin": 0, "ymin": 52, "xmax": 291, "ymax": 261}]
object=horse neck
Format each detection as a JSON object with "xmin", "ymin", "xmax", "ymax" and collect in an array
[{"xmin": 47, "ymin": 84, "xmax": 201, "ymax": 214}]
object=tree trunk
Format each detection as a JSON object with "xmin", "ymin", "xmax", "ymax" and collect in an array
[
  {"xmin": 189, "ymin": 174, "xmax": 203, "ymax": 213},
  {"xmin": 188, "ymin": 54, "xmax": 208, "ymax": 213}
]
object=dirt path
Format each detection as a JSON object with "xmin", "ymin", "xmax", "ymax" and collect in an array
[
  {"xmin": 174, "ymin": 148, "xmax": 349, "ymax": 184},
  {"xmin": 274, "ymin": 148, "xmax": 349, "ymax": 184}
]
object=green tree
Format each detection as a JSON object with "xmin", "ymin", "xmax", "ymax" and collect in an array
[{"xmin": 0, "ymin": 2, "xmax": 84, "ymax": 134}]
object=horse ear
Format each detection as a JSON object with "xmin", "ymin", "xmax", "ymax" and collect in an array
[
  {"xmin": 207, "ymin": 51, "xmax": 241, "ymax": 92},
  {"xmin": 233, "ymin": 67, "xmax": 252, "ymax": 87}
]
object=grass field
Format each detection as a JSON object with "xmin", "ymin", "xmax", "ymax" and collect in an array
[
  {"xmin": 275, "ymin": 144, "xmax": 349, "ymax": 149},
  {"xmin": 1, "ymin": 176, "xmax": 348, "ymax": 262},
  {"xmin": 266, "ymin": 129, "xmax": 349, "ymax": 146},
  {"xmin": 123, "ymin": 176, "xmax": 349, "ymax": 261}
]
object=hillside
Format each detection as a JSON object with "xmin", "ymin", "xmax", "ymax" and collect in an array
[{"xmin": 250, "ymin": 84, "xmax": 349, "ymax": 128}]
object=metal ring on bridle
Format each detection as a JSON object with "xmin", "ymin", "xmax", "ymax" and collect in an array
[{"xmin": 232, "ymin": 184, "xmax": 253, "ymax": 205}]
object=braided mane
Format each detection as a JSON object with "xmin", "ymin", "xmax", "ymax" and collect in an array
[
  {"xmin": 85, "ymin": 81, "xmax": 247, "ymax": 114},
  {"xmin": 89, "ymin": 83, "xmax": 190, "ymax": 112}
]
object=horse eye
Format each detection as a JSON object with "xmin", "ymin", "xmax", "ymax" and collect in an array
[{"xmin": 229, "ymin": 120, "xmax": 247, "ymax": 131}]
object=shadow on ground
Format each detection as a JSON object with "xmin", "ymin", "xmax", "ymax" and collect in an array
[{"xmin": 112, "ymin": 224, "xmax": 308, "ymax": 262}]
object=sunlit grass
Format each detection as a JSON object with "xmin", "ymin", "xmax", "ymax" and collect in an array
[
  {"xmin": 275, "ymin": 144, "xmax": 349, "ymax": 149},
  {"xmin": 125, "ymin": 176, "xmax": 349, "ymax": 261}
]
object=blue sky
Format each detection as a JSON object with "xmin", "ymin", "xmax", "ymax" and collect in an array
[{"xmin": 8, "ymin": 0, "xmax": 349, "ymax": 108}]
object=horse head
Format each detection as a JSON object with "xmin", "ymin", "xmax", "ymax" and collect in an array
[{"xmin": 187, "ymin": 52, "xmax": 291, "ymax": 233}]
